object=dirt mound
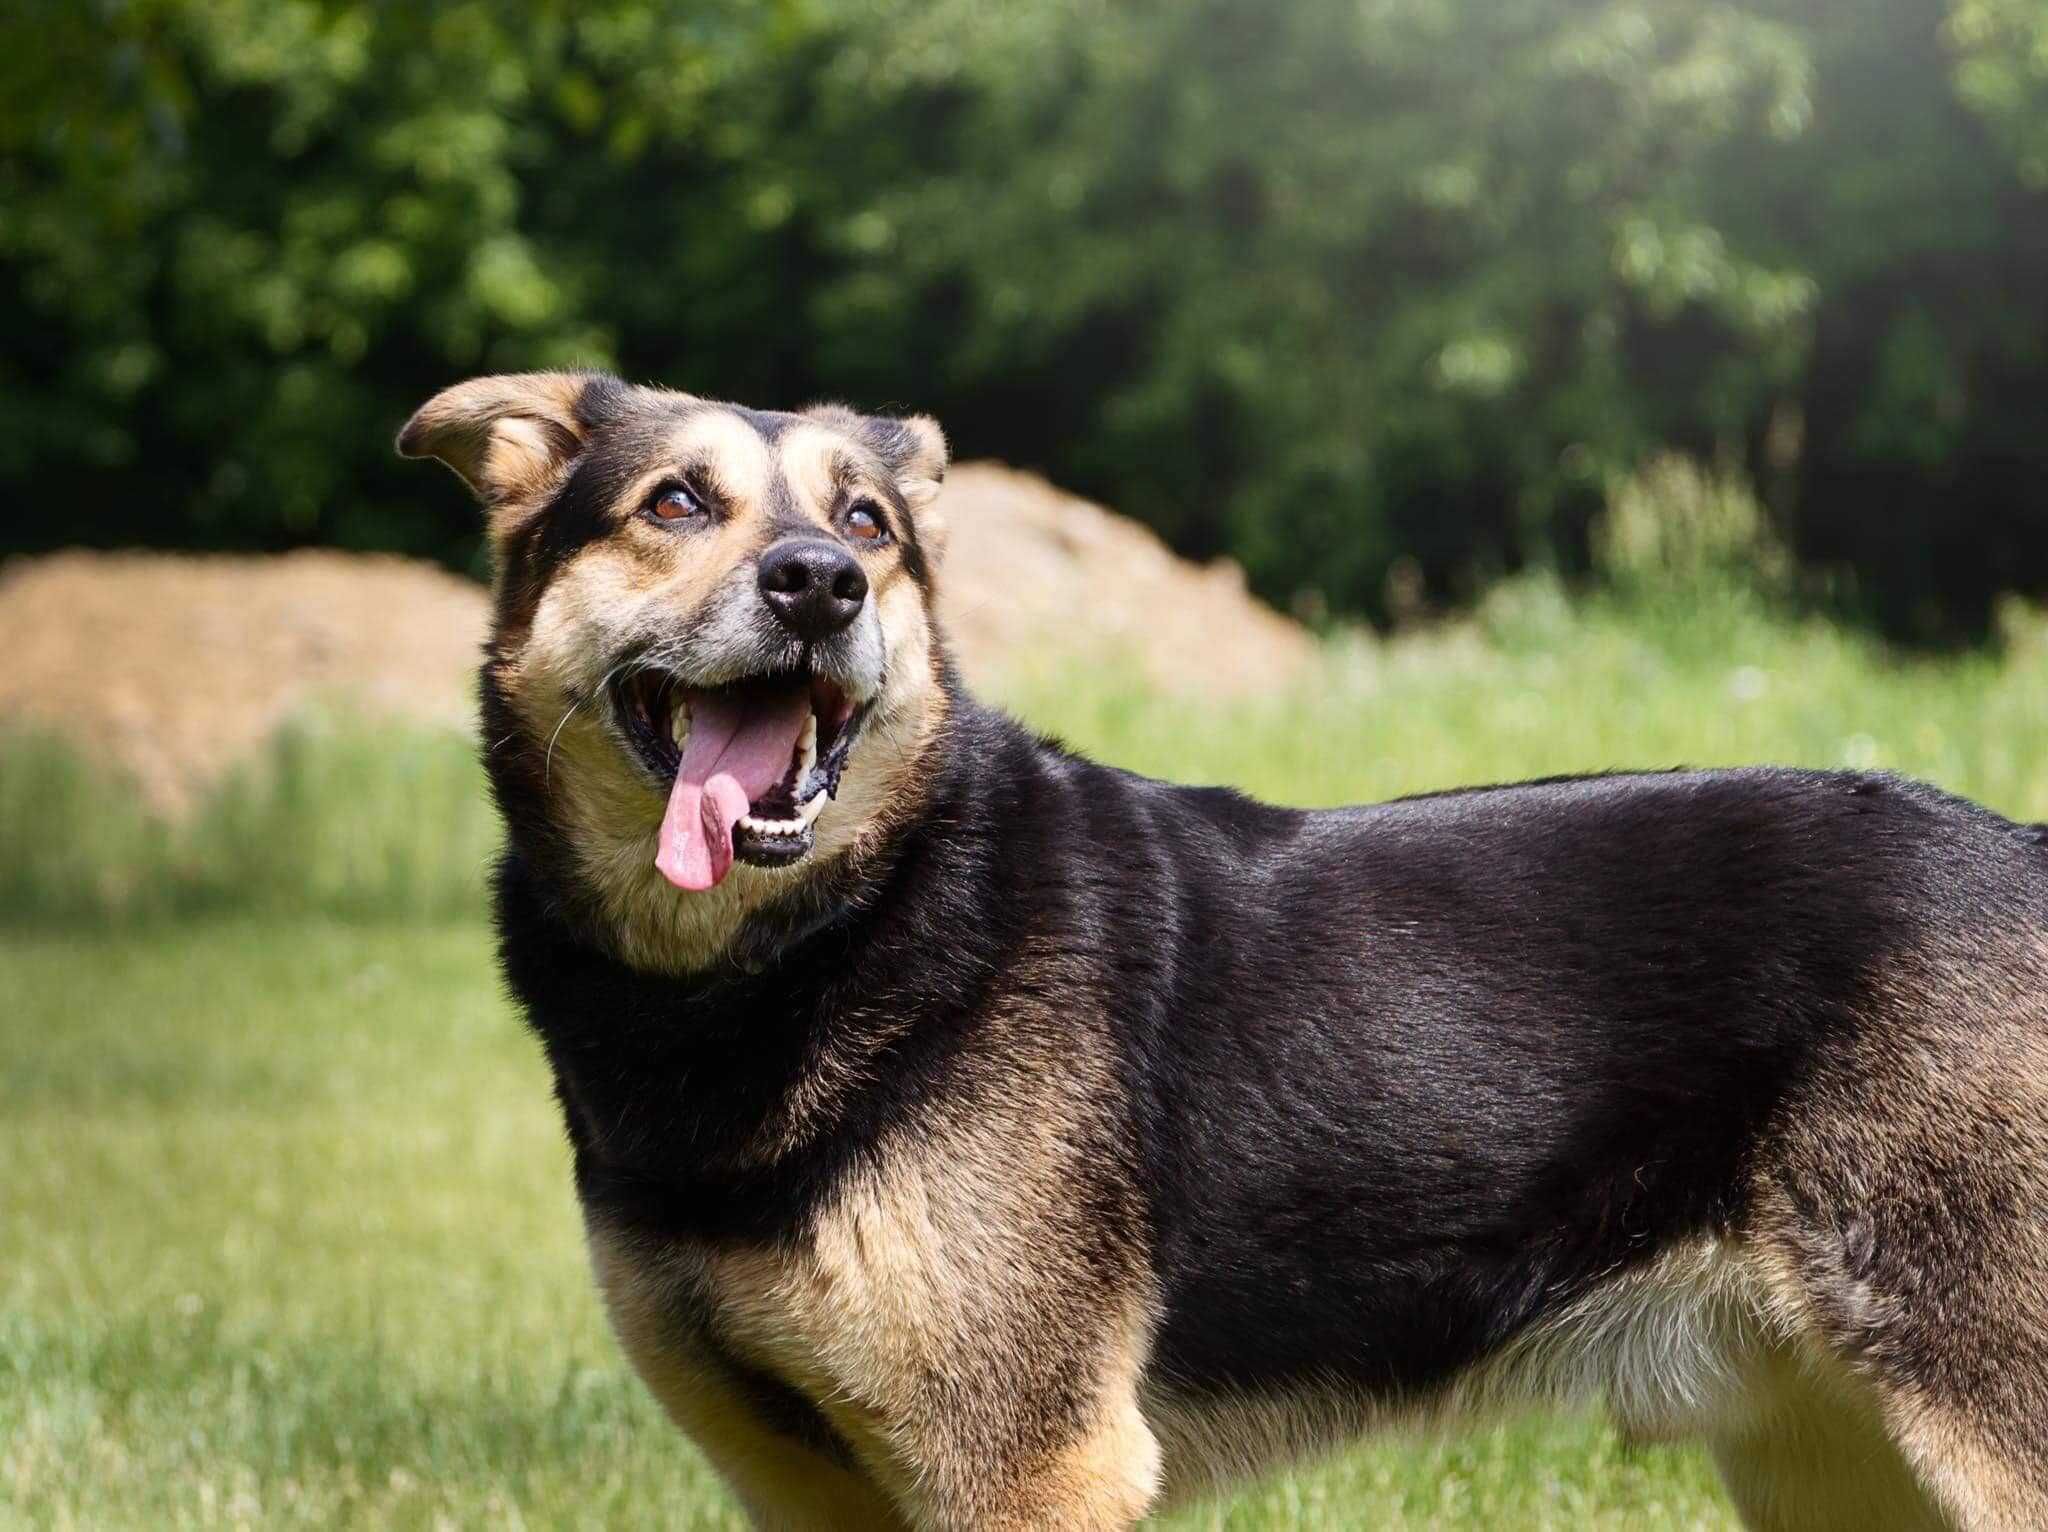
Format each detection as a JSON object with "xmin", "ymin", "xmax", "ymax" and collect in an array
[
  {"xmin": 935, "ymin": 463, "xmax": 1311, "ymax": 697},
  {"xmin": 0, "ymin": 549, "xmax": 488, "ymax": 815},
  {"xmin": 0, "ymin": 466, "xmax": 1309, "ymax": 814}
]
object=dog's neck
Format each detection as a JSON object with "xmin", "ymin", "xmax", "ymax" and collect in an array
[
  {"xmin": 490, "ymin": 689, "xmax": 1038, "ymax": 1211},
  {"xmin": 481, "ymin": 649, "xmax": 964, "ymax": 977}
]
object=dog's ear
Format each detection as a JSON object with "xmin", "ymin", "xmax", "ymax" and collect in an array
[
  {"xmin": 397, "ymin": 372, "xmax": 611, "ymax": 511},
  {"xmin": 864, "ymin": 412, "xmax": 952, "ymax": 565},
  {"xmin": 874, "ymin": 413, "xmax": 948, "ymax": 509}
]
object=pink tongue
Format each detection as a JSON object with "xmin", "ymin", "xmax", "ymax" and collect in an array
[{"xmin": 653, "ymin": 688, "xmax": 813, "ymax": 891}]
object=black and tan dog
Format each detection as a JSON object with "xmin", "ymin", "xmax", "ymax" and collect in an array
[{"xmin": 401, "ymin": 372, "xmax": 2048, "ymax": 1531}]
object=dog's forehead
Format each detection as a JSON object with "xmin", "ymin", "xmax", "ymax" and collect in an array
[{"xmin": 604, "ymin": 392, "xmax": 873, "ymax": 513}]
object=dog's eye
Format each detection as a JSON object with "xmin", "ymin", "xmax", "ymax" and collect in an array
[
  {"xmin": 648, "ymin": 486, "xmax": 703, "ymax": 522},
  {"xmin": 845, "ymin": 503, "xmax": 888, "ymax": 543}
]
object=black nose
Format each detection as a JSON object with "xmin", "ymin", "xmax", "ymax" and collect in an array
[{"xmin": 757, "ymin": 539, "xmax": 868, "ymax": 640}]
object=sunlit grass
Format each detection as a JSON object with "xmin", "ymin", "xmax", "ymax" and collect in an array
[
  {"xmin": 11, "ymin": 575, "xmax": 2048, "ymax": 927},
  {"xmin": 1006, "ymin": 578, "xmax": 2048, "ymax": 823},
  {"xmin": 0, "ymin": 920, "xmax": 1735, "ymax": 1530},
  {"xmin": 9, "ymin": 580, "xmax": 2048, "ymax": 1527},
  {"xmin": 0, "ymin": 713, "xmax": 495, "ymax": 924},
  {"xmin": 0, "ymin": 922, "xmax": 732, "ymax": 1530}
]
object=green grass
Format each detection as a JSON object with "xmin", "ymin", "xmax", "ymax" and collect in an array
[
  {"xmin": 1005, "ymin": 578, "xmax": 2048, "ymax": 822},
  {"xmin": 10, "ymin": 579, "xmax": 2048, "ymax": 1527},
  {"xmin": 0, "ymin": 713, "xmax": 495, "ymax": 925},
  {"xmin": 0, "ymin": 920, "xmax": 1735, "ymax": 1530},
  {"xmin": 10, "ymin": 576, "xmax": 2048, "ymax": 928}
]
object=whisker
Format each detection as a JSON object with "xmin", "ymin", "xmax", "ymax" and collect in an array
[{"xmin": 544, "ymin": 660, "xmax": 630, "ymax": 790}]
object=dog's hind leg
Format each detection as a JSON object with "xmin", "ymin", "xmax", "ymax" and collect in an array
[
  {"xmin": 1886, "ymin": 1402, "xmax": 2048, "ymax": 1532},
  {"xmin": 1709, "ymin": 1349, "xmax": 1958, "ymax": 1532},
  {"xmin": 1729, "ymin": 956, "xmax": 2048, "ymax": 1531},
  {"xmin": 1710, "ymin": 1283, "xmax": 2048, "ymax": 1532},
  {"xmin": 1713, "ymin": 1354, "xmax": 2048, "ymax": 1532}
]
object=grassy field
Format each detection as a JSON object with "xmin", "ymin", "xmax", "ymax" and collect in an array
[
  {"xmin": 9, "ymin": 575, "xmax": 2048, "ymax": 1528},
  {"xmin": 1, "ymin": 921, "xmax": 1735, "ymax": 1530}
]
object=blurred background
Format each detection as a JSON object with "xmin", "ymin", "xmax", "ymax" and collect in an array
[
  {"xmin": 5, "ymin": 2, "xmax": 2047, "ymax": 1528},
  {"xmin": 9, "ymin": 0, "xmax": 2048, "ymax": 634}
]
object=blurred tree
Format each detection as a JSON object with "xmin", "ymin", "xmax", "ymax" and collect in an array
[
  {"xmin": 1775, "ymin": 0, "xmax": 2048, "ymax": 639},
  {"xmin": 0, "ymin": 0, "xmax": 819, "ymax": 568},
  {"xmin": 811, "ymin": 0, "xmax": 1818, "ymax": 615},
  {"xmin": 1, "ymin": 0, "xmax": 2044, "ymax": 633}
]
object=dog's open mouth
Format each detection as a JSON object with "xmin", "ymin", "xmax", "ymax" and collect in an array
[{"xmin": 610, "ymin": 669, "xmax": 869, "ymax": 891}]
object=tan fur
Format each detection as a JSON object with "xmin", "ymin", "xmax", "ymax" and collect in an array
[
  {"xmin": 1727, "ymin": 930, "xmax": 2048, "ymax": 1529},
  {"xmin": 471, "ymin": 396, "xmax": 953, "ymax": 976},
  {"xmin": 1711, "ymin": 1347, "xmax": 1953, "ymax": 1531},
  {"xmin": 521, "ymin": 566, "xmax": 945, "ymax": 977},
  {"xmin": 887, "ymin": 415, "xmax": 950, "ymax": 559},
  {"xmin": 692, "ymin": 997, "xmax": 1159, "ymax": 1529},
  {"xmin": 1154, "ymin": 1197, "xmax": 2048, "ymax": 1529},
  {"xmin": 421, "ymin": 375, "xmax": 1159, "ymax": 1524},
  {"xmin": 1889, "ymin": 1409, "xmax": 2047, "ymax": 1532},
  {"xmin": 600, "ymin": 1060, "xmax": 2048, "ymax": 1532},
  {"xmin": 1149, "ymin": 1237, "xmax": 1782, "ymax": 1508},
  {"xmin": 678, "ymin": 407, "xmax": 778, "ymax": 511},
  {"xmin": 1477, "ymin": 1237, "xmax": 1777, "ymax": 1442},
  {"xmin": 889, "ymin": 416, "xmax": 947, "ymax": 505},
  {"xmin": 588, "ymin": 1228, "xmax": 910, "ymax": 1531},
  {"xmin": 776, "ymin": 422, "xmax": 858, "ymax": 529}
]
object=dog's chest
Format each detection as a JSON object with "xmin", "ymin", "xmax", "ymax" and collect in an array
[
  {"xmin": 581, "ymin": 1145, "xmax": 991, "ymax": 1455},
  {"xmin": 584, "ymin": 1216, "xmax": 887, "ymax": 1460}
]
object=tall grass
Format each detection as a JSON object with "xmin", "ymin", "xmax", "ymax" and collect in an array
[
  {"xmin": 8, "ymin": 576, "xmax": 2048, "ymax": 927},
  {"xmin": 1004, "ymin": 576, "xmax": 2048, "ymax": 821},
  {"xmin": 0, "ymin": 714, "xmax": 497, "ymax": 924}
]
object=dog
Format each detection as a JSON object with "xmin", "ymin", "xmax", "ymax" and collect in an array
[{"xmin": 401, "ymin": 371, "xmax": 2048, "ymax": 1531}]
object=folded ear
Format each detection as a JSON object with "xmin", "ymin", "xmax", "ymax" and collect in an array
[
  {"xmin": 396, "ymin": 372, "xmax": 606, "ymax": 508},
  {"xmin": 873, "ymin": 413, "xmax": 948, "ymax": 509},
  {"xmin": 863, "ymin": 412, "xmax": 952, "ymax": 563}
]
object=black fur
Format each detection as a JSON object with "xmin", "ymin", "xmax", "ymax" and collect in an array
[{"xmin": 491, "ymin": 670, "xmax": 2048, "ymax": 1411}]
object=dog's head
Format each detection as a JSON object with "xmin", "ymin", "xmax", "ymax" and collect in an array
[{"xmin": 400, "ymin": 371, "xmax": 952, "ymax": 969}]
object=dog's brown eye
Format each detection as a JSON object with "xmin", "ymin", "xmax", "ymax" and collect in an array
[
  {"xmin": 845, "ymin": 503, "xmax": 887, "ymax": 543},
  {"xmin": 649, "ymin": 486, "xmax": 702, "ymax": 522}
]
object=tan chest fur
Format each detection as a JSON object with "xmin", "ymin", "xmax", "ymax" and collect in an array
[{"xmin": 585, "ymin": 1035, "xmax": 1163, "ymax": 1530}]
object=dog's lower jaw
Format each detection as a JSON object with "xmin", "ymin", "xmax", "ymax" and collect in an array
[
  {"xmin": 585, "ymin": 848, "xmax": 794, "ymax": 977},
  {"xmin": 567, "ymin": 692, "xmax": 954, "ymax": 978}
]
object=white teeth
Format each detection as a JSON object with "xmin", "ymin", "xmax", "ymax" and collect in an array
[
  {"xmin": 710, "ymin": 706, "xmax": 834, "ymax": 845},
  {"xmin": 671, "ymin": 700, "xmax": 691, "ymax": 748},
  {"xmin": 738, "ymin": 812, "xmax": 807, "ymax": 838},
  {"xmin": 738, "ymin": 780, "xmax": 830, "ymax": 842}
]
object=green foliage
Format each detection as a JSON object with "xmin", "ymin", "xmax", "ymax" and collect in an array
[
  {"xmin": 819, "ymin": 0, "xmax": 1820, "ymax": 612},
  {"xmin": 1592, "ymin": 453, "xmax": 1788, "ymax": 596},
  {"xmin": 2, "ymin": 0, "xmax": 2046, "ymax": 625},
  {"xmin": 1950, "ymin": 0, "xmax": 2048, "ymax": 188}
]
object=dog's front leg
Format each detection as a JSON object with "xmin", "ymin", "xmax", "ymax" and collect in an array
[
  {"xmin": 820, "ymin": 1330, "xmax": 1162, "ymax": 1532},
  {"xmin": 707, "ymin": 1118, "xmax": 1164, "ymax": 1530},
  {"xmin": 711, "ymin": 1236, "xmax": 1164, "ymax": 1531}
]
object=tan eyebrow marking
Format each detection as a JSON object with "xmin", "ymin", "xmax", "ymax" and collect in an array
[
  {"xmin": 778, "ymin": 422, "xmax": 870, "ymax": 530},
  {"xmin": 670, "ymin": 408, "xmax": 775, "ymax": 514}
]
